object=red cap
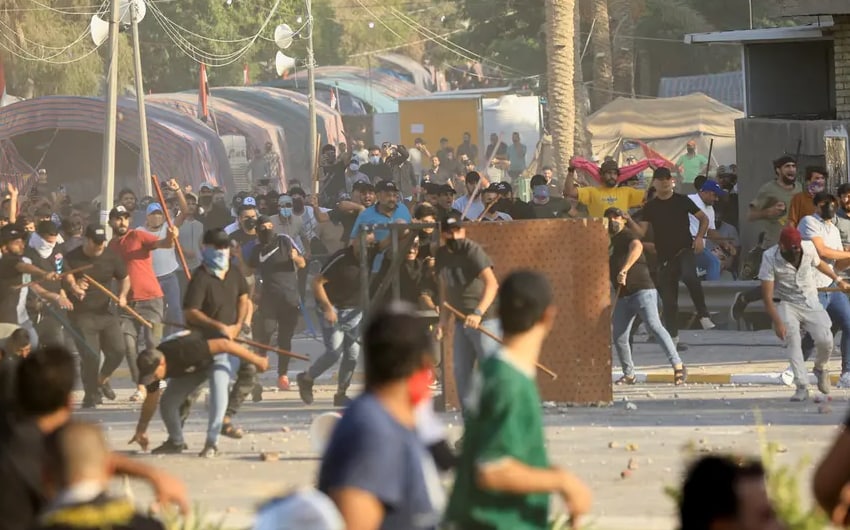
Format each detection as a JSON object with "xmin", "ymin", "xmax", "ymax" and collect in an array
[{"xmin": 780, "ymin": 225, "xmax": 802, "ymax": 248}]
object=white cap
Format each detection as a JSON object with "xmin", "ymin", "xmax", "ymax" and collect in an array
[{"xmin": 254, "ymin": 489, "xmax": 344, "ymax": 530}]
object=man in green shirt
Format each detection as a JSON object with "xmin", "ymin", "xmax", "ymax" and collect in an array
[
  {"xmin": 676, "ymin": 140, "xmax": 708, "ymax": 184},
  {"xmin": 445, "ymin": 271, "xmax": 591, "ymax": 530}
]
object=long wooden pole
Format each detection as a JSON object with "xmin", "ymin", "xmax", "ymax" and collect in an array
[
  {"xmin": 83, "ymin": 274, "xmax": 152, "ymax": 327},
  {"xmin": 442, "ymin": 302, "xmax": 558, "ymax": 380},
  {"xmin": 151, "ymin": 175, "xmax": 191, "ymax": 280},
  {"xmin": 14, "ymin": 264, "xmax": 93, "ymax": 289}
]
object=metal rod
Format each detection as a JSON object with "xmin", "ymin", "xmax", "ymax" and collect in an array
[
  {"xmin": 130, "ymin": 4, "xmax": 153, "ymax": 197},
  {"xmin": 99, "ymin": 0, "xmax": 120, "ymax": 227}
]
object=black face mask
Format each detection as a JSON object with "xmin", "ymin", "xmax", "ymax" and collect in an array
[
  {"xmin": 242, "ymin": 218, "xmax": 257, "ymax": 231},
  {"xmin": 780, "ymin": 248, "xmax": 802, "ymax": 264},
  {"xmin": 292, "ymin": 198, "xmax": 305, "ymax": 214},
  {"xmin": 820, "ymin": 203, "xmax": 837, "ymax": 220},
  {"xmin": 445, "ymin": 238, "xmax": 462, "ymax": 252},
  {"xmin": 257, "ymin": 228, "xmax": 273, "ymax": 244}
]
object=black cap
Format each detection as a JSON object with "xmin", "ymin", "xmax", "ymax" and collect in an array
[
  {"xmin": 353, "ymin": 180, "xmax": 375, "ymax": 193},
  {"xmin": 423, "ymin": 182, "xmax": 441, "ymax": 194},
  {"xmin": 774, "ymin": 155, "xmax": 796, "ymax": 169},
  {"xmin": 496, "ymin": 181, "xmax": 512, "ymax": 194},
  {"xmin": 203, "ymin": 228, "xmax": 231, "ymax": 249},
  {"xmin": 85, "ymin": 224, "xmax": 108, "ymax": 244},
  {"xmin": 439, "ymin": 184, "xmax": 456, "ymax": 195},
  {"xmin": 0, "ymin": 224, "xmax": 24, "ymax": 243},
  {"xmin": 653, "ymin": 167, "xmax": 673, "ymax": 180},
  {"xmin": 136, "ymin": 349, "xmax": 164, "ymax": 386},
  {"xmin": 108, "ymin": 205, "xmax": 131, "ymax": 219},
  {"xmin": 603, "ymin": 207, "xmax": 624, "ymax": 218},
  {"xmin": 485, "ymin": 182, "xmax": 501, "ymax": 193},
  {"xmin": 441, "ymin": 210, "xmax": 463, "ymax": 231},
  {"xmin": 375, "ymin": 180, "xmax": 400, "ymax": 193},
  {"xmin": 256, "ymin": 215, "xmax": 272, "ymax": 226}
]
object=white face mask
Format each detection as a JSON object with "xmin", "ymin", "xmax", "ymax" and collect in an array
[
  {"xmin": 369, "ymin": 155, "xmax": 381, "ymax": 165},
  {"xmin": 349, "ymin": 163, "xmax": 360, "ymax": 172},
  {"xmin": 29, "ymin": 232, "xmax": 56, "ymax": 259}
]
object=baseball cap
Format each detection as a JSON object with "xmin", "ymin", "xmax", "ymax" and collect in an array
[
  {"xmin": 700, "ymin": 180, "xmax": 727, "ymax": 196},
  {"xmin": 136, "ymin": 349, "xmax": 164, "ymax": 386},
  {"xmin": 441, "ymin": 210, "xmax": 463, "ymax": 231},
  {"xmin": 779, "ymin": 225, "xmax": 802, "ymax": 249},
  {"xmin": 422, "ymin": 182, "xmax": 440, "ymax": 195},
  {"xmin": 439, "ymin": 184, "xmax": 456, "ymax": 195},
  {"xmin": 254, "ymin": 489, "xmax": 344, "ymax": 530},
  {"xmin": 108, "ymin": 205, "xmax": 130, "ymax": 219},
  {"xmin": 354, "ymin": 181, "xmax": 375, "ymax": 193},
  {"xmin": 0, "ymin": 224, "xmax": 24, "ymax": 243},
  {"xmin": 375, "ymin": 180, "xmax": 400, "ymax": 193},
  {"xmin": 203, "ymin": 228, "xmax": 231, "ymax": 249},
  {"xmin": 243, "ymin": 196, "xmax": 257, "ymax": 207},
  {"xmin": 256, "ymin": 215, "xmax": 272, "ymax": 226},
  {"xmin": 653, "ymin": 167, "xmax": 673, "ymax": 180},
  {"xmin": 199, "ymin": 182, "xmax": 214, "ymax": 191},
  {"xmin": 84, "ymin": 224, "xmax": 108, "ymax": 244},
  {"xmin": 496, "ymin": 181, "xmax": 512, "ymax": 194},
  {"xmin": 603, "ymin": 207, "xmax": 624, "ymax": 218},
  {"xmin": 485, "ymin": 182, "xmax": 501, "ymax": 193},
  {"xmin": 146, "ymin": 203, "xmax": 164, "ymax": 215}
]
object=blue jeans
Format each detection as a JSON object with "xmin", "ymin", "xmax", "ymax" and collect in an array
[
  {"xmin": 454, "ymin": 318, "xmax": 501, "ymax": 409},
  {"xmin": 160, "ymin": 353, "xmax": 233, "ymax": 447},
  {"xmin": 157, "ymin": 272, "xmax": 184, "ymax": 337},
  {"xmin": 802, "ymin": 290, "xmax": 850, "ymax": 373},
  {"xmin": 308, "ymin": 307, "xmax": 362, "ymax": 394},
  {"xmin": 695, "ymin": 251, "xmax": 721, "ymax": 281},
  {"xmin": 612, "ymin": 289, "xmax": 682, "ymax": 377}
]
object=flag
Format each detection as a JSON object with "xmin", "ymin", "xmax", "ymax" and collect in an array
[
  {"xmin": 329, "ymin": 87, "xmax": 337, "ymax": 111},
  {"xmin": 198, "ymin": 63, "xmax": 209, "ymax": 122},
  {"xmin": 634, "ymin": 139, "xmax": 676, "ymax": 170},
  {"xmin": 243, "ymin": 64, "xmax": 250, "ymax": 86}
]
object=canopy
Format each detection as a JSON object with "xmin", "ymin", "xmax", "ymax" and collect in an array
[
  {"xmin": 375, "ymin": 53, "xmax": 435, "ymax": 92},
  {"xmin": 588, "ymin": 93, "xmax": 744, "ymax": 169},
  {"xmin": 0, "ymin": 96, "xmax": 234, "ymax": 195}
]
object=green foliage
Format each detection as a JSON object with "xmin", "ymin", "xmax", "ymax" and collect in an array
[{"xmin": 157, "ymin": 504, "xmax": 226, "ymax": 530}]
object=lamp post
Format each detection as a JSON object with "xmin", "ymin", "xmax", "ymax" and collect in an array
[
  {"xmin": 99, "ymin": 0, "xmax": 120, "ymax": 224},
  {"xmin": 305, "ymin": 0, "xmax": 318, "ymax": 194}
]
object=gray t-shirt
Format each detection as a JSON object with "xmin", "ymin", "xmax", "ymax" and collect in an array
[
  {"xmin": 318, "ymin": 394, "xmax": 445, "ymax": 530},
  {"xmin": 750, "ymin": 179, "xmax": 801, "ymax": 247},
  {"xmin": 435, "ymin": 238, "xmax": 497, "ymax": 320}
]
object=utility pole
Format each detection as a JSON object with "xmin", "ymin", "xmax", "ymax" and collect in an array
[
  {"xmin": 130, "ymin": 1, "xmax": 152, "ymax": 196},
  {"xmin": 100, "ymin": 0, "xmax": 121, "ymax": 225},
  {"xmin": 305, "ymin": 0, "xmax": 319, "ymax": 194}
]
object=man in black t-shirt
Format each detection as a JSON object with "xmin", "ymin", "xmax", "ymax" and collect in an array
[
  {"xmin": 129, "ymin": 331, "xmax": 268, "ymax": 457},
  {"xmin": 605, "ymin": 208, "xmax": 686, "ymax": 386},
  {"xmin": 64, "ymin": 225, "xmax": 130, "ymax": 408},
  {"xmin": 493, "ymin": 181, "xmax": 533, "ymax": 220},
  {"xmin": 296, "ymin": 243, "xmax": 363, "ymax": 407},
  {"xmin": 0, "ymin": 224, "xmax": 59, "ymax": 336},
  {"xmin": 435, "ymin": 211, "xmax": 500, "ymax": 410},
  {"xmin": 329, "ymin": 181, "xmax": 375, "ymax": 245},
  {"xmin": 627, "ymin": 168, "xmax": 713, "ymax": 347},
  {"xmin": 529, "ymin": 174, "xmax": 571, "ymax": 219}
]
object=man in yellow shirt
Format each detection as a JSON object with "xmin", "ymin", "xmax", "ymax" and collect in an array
[{"xmin": 566, "ymin": 160, "xmax": 647, "ymax": 218}]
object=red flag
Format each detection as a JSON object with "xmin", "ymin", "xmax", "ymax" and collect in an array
[
  {"xmin": 198, "ymin": 63, "xmax": 209, "ymax": 122},
  {"xmin": 0, "ymin": 53, "xmax": 8, "ymax": 107},
  {"xmin": 243, "ymin": 64, "xmax": 250, "ymax": 86},
  {"xmin": 329, "ymin": 87, "xmax": 337, "ymax": 110},
  {"xmin": 635, "ymin": 140, "xmax": 676, "ymax": 170}
]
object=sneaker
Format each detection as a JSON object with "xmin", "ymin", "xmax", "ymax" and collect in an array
[
  {"xmin": 99, "ymin": 381, "xmax": 116, "ymax": 401},
  {"xmin": 730, "ymin": 292, "xmax": 747, "ymax": 321},
  {"xmin": 790, "ymin": 386, "xmax": 810, "ymax": 402},
  {"xmin": 296, "ymin": 372, "xmax": 314, "ymax": 405},
  {"xmin": 81, "ymin": 396, "xmax": 99, "ymax": 409},
  {"xmin": 151, "ymin": 440, "xmax": 187, "ymax": 455},
  {"xmin": 251, "ymin": 383, "xmax": 264, "ymax": 403},
  {"xmin": 779, "ymin": 366, "xmax": 795, "ymax": 387},
  {"xmin": 129, "ymin": 389, "xmax": 146, "ymax": 402},
  {"xmin": 837, "ymin": 372, "xmax": 850, "ymax": 389},
  {"xmin": 699, "ymin": 316, "xmax": 716, "ymax": 330},
  {"xmin": 333, "ymin": 393, "xmax": 352, "ymax": 407},
  {"xmin": 278, "ymin": 375, "xmax": 291, "ymax": 391},
  {"xmin": 198, "ymin": 443, "xmax": 218, "ymax": 458},
  {"xmin": 814, "ymin": 367, "xmax": 831, "ymax": 395}
]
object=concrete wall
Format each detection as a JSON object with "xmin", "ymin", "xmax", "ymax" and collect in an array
[
  {"xmin": 735, "ymin": 118, "xmax": 843, "ymax": 251},
  {"xmin": 835, "ymin": 15, "xmax": 850, "ymax": 119}
]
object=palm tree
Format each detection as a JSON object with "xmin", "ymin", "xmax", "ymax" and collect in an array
[
  {"xmin": 545, "ymin": 0, "xmax": 576, "ymax": 178},
  {"xmin": 590, "ymin": 0, "xmax": 614, "ymax": 110},
  {"xmin": 610, "ymin": 0, "xmax": 636, "ymax": 97},
  {"xmin": 574, "ymin": 1, "xmax": 592, "ymax": 156}
]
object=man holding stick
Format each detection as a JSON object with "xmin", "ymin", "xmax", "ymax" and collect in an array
[
  {"xmin": 108, "ymin": 205, "xmax": 178, "ymax": 403},
  {"xmin": 64, "ymin": 225, "xmax": 131, "ymax": 408}
]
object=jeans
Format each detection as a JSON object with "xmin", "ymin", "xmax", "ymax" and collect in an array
[
  {"xmin": 804, "ymin": 290, "xmax": 850, "ymax": 373},
  {"xmin": 695, "ymin": 251, "xmax": 721, "ymax": 281},
  {"xmin": 121, "ymin": 297, "xmax": 164, "ymax": 384},
  {"xmin": 656, "ymin": 249, "xmax": 709, "ymax": 339},
  {"xmin": 157, "ymin": 272, "xmax": 184, "ymax": 337},
  {"xmin": 307, "ymin": 307, "xmax": 362, "ymax": 395},
  {"xmin": 161, "ymin": 353, "xmax": 233, "ymax": 447},
  {"xmin": 779, "ymin": 301, "xmax": 832, "ymax": 387},
  {"xmin": 225, "ymin": 328, "xmax": 258, "ymax": 419},
  {"xmin": 454, "ymin": 318, "xmax": 502, "ymax": 410},
  {"xmin": 612, "ymin": 289, "xmax": 682, "ymax": 377},
  {"xmin": 253, "ymin": 298, "xmax": 300, "ymax": 376},
  {"xmin": 70, "ymin": 312, "xmax": 126, "ymax": 397}
]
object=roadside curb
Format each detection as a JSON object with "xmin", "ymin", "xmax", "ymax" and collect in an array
[{"xmin": 618, "ymin": 372, "xmax": 840, "ymax": 386}]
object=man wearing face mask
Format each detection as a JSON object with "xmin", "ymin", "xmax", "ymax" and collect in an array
[
  {"xmin": 201, "ymin": 187, "xmax": 233, "ymax": 231},
  {"xmin": 24, "ymin": 220, "xmax": 74, "ymax": 348},
  {"xmin": 452, "ymin": 172, "xmax": 486, "ymax": 220},
  {"xmin": 788, "ymin": 167, "xmax": 828, "ymax": 227},
  {"xmin": 360, "ymin": 145, "xmax": 392, "ymax": 183},
  {"xmin": 565, "ymin": 160, "xmax": 647, "ymax": 218},
  {"xmin": 330, "ymin": 182, "xmax": 375, "ymax": 246},
  {"xmin": 798, "ymin": 192, "xmax": 850, "ymax": 389},
  {"xmin": 492, "ymin": 181, "xmax": 533, "ymax": 220},
  {"xmin": 344, "ymin": 158, "xmax": 369, "ymax": 193},
  {"xmin": 760, "ymin": 226, "xmax": 841, "ymax": 401},
  {"xmin": 605, "ymin": 208, "xmax": 686, "ymax": 386},
  {"xmin": 528, "ymin": 174, "xmax": 570, "ymax": 219},
  {"xmin": 180, "ymin": 228, "xmax": 251, "ymax": 457}
]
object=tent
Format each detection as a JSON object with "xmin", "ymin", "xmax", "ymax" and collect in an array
[{"xmin": 588, "ymin": 93, "xmax": 744, "ymax": 171}]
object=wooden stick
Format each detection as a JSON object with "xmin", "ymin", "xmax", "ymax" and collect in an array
[
  {"xmin": 82, "ymin": 274, "xmax": 152, "ymax": 328},
  {"xmin": 151, "ymin": 175, "xmax": 191, "ymax": 281},
  {"xmin": 442, "ymin": 302, "xmax": 558, "ymax": 380},
  {"xmin": 13, "ymin": 264, "xmax": 93, "ymax": 289},
  {"xmin": 819, "ymin": 287, "xmax": 850, "ymax": 293},
  {"xmin": 705, "ymin": 137, "xmax": 714, "ymax": 176},
  {"xmin": 163, "ymin": 321, "xmax": 309, "ymax": 361},
  {"xmin": 475, "ymin": 199, "xmax": 496, "ymax": 222}
]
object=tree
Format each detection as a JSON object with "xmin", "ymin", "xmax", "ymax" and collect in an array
[
  {"xmin": 589, "ymin": 0, "xmax": 613, "ymax": 110},
  {"xmin": 545, "ymin": 0, "xmax": 576, "ymax": 178},
  {"xmin": 574, "ymin": 0, "xmax": 591, "ymax": 156},
  {"xmin": 609, "ymin": 0, "xmax": 636, "ymax": 97}
]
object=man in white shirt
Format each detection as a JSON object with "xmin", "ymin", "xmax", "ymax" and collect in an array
[
  {"xmin": 760, "ymin": 225, "xmax": 844, "ymax": 401},
  {"xmin": 142, "ymin": 192, "xmax": 187, "ymax": 338},
  {"xmin": 452, "ymin": 172, "xmax": 485, "ymax": 221},
  {"xmin": 687, "ymin": 180, "xmax": 727, "ymax": 281},
  {"xmin": 798, "ymin": 192, "xmax": 850, "ymax": 389}
]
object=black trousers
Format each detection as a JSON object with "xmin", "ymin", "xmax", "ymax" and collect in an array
[
  {"xmin": 656, "ymin": 249, "xmax": 709, "ymax": 339},
  {"xmin": 70, "ymin": 312, "xmax": 126, "ymax": 398},
  {"xmin": 253, "ymin": 298, "xmax": 300, "ymax": 376}
]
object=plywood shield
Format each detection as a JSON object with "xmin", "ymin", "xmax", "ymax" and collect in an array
[{"xmin": 440, "ymin": 219, "xmax": 613, "ymax": 409}]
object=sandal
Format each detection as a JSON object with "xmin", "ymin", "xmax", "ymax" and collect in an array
[
  {"xmin": 220, "ymin": 423, "xmax": 244, "ymax": 439},
  {"xmin": 615, "ymin": 375, "xmax": 636, "ymax": 386},
  {"xmin": 674, "ymin": 366, "xmax": 688, "ymax": 386}
]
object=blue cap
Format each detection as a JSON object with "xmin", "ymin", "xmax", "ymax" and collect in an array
[
  {"xmin": 700, "ymin": 180, "xmax": 727, "ymax": 196},
  {"xmin": 146, "ymin": 202, "xmax": 164, "ymax": 215}
]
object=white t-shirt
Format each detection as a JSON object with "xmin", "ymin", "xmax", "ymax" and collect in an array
[
  {"xmin": 143, "ymin": 224, "xmax": 179, "ymax": 277},
  {"xmin": 799, "ymin": 214, "xmax": 843, "ymax": 288},
  {"xmin": 688, "ymin": 193, "xmax": 715, "ymax": 238}
]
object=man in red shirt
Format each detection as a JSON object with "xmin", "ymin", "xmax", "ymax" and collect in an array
[{"xmin": 108, "ymin": 205, "xmax": 178, "ymax": 402}]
